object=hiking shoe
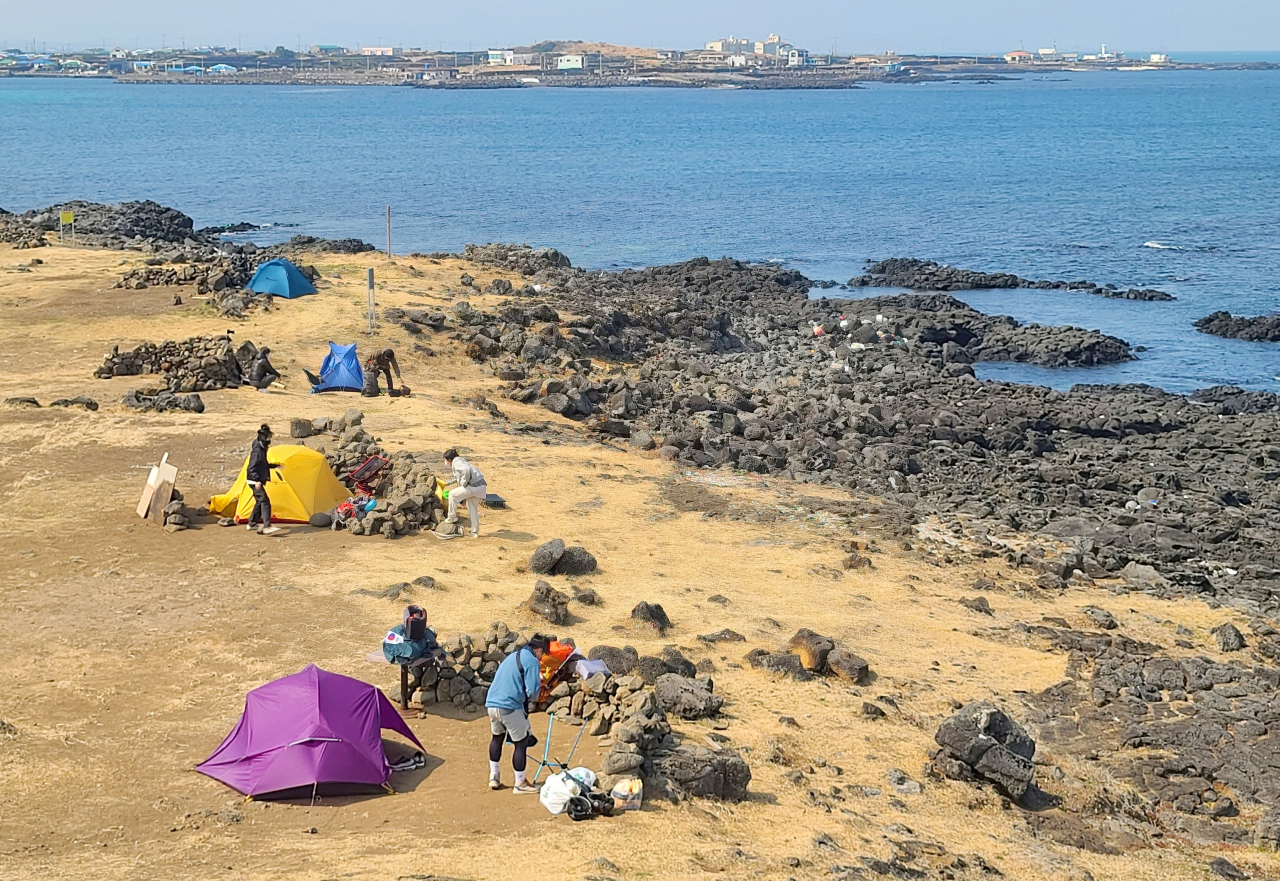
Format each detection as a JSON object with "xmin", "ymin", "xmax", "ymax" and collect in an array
[
  {"xmin": 488, "ymin": 776, "xmax": 502, "ymax": 791},
  {"xmin": 259, "ymin": 525, "xmax": 282, "ymax": 536},
  {"xmin": 246, "ymin": 524, "xmax": 256, "ymax": 531},
  {"xmin": 512, "ymin": 782, "xmax": 540, "ymax": 795},
  {"xmin": 468, "ymin": 532, "xmax": 480, "ymax": 539}
]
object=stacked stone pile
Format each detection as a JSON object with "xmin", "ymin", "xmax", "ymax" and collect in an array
[
  {"xmin": 293, "ymin": 410, "xmax": 443, "ymax": 538},
  {"xmin": 95, "ymin": 335, "xmax": 245, "ymax": 393},
  {"xmin": 391, "ymin": 622, "xmax": 750, "ymax": 802},
  {"xmin": 160, "ymin": 489, "xmax": 196, "ymax": 532},
  {"xmin": 848, "ymin": 257, "xmax": 1175, "ymax": 301}
]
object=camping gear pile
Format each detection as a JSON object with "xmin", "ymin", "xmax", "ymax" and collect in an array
[
  {"xmin": 122, "ymin": 388, "xmax": 206, "ymax": 413},
  {"xmin": 197, "ymin": 665, "xmax": 423, "ymax": 798},
  {"xmin": 95, "ymin": 334, "xmax": 248, "ymax": 392},
  {"xmin": 290, "ymin": 412, "xmax": 444, "ymax": 538}
]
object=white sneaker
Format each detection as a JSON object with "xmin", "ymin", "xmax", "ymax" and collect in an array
[
  {"xmin": 259, "ymin": 525, "xmax": 282, "ymax": 536},
  {"xmin": 488, "ymin": 776, "xmax": 502, "ymax": 791},
  {"xmin": 512, "ymin": 782, "xmax": 540, "ymax": 794},
  {"xmin": 246, "ymin": 524, "xmax": 256, "ymax": 531},
  {"xmin": 468, "ymin": 532, "xmax": 480, "ymax": 539}
]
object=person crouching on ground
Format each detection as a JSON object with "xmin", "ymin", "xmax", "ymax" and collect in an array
[
  {"xmin": 247, "ymin": 347, "xmax": 281, "ymax": 391},
  {"xmin": 246, "ymin": 424, "xmax": 282, "ymax": 535},
  {"xmin": 485, "ymin": 633, "xmax": 550, "ymax": 793},
  {"xmin": 442, "ymin": 448, "xmax": 487, "ymax": 538}
]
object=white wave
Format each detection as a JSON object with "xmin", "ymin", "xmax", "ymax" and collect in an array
[{"xmin": 1143, "ymin": 241, "xmax": 1182, "ymax": 250}]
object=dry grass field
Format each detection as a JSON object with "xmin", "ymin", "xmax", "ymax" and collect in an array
[{"xmin": 0, "ymin": 242, "xmax": 1274, "ymax": 881}]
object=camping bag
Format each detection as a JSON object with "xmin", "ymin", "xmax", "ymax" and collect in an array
[{"xmin": 538, "ymin": 771, "xmax": 580, "ymax": 815}]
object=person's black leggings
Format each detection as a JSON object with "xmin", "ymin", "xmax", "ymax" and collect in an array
[
  {"xmin": 376, "ymin": 365, "xmax": 394, "ymax": 393},
  {"xmin": 490, "ymin": 733, "xmax": 530, "ymax": 771},
  {"xmin": 249, "ymin": 483, "xmax": 272, "ymax": 527}
]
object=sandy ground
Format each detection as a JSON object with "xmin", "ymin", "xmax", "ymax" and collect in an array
[{"xmin": 1, "ymin": 242, "xmax": 1277, "ymax": 881}]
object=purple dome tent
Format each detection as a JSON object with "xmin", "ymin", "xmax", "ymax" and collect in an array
[{"xmin": 197, "ymin": 665, "xmax": 422, "ymax": 797}]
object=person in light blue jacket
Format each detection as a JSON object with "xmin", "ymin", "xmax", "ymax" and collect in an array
[{"xmin": 485, "ymin": 634, "xmax": 550, "ymax": 793}]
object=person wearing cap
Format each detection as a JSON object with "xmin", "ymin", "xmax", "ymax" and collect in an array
[
  {"xmin": 245, "ymin": 424, "xmax": 282, "ymax": 535},
  {"xmin": 485, "ymin": 633, "xmax": 550, "ymax": 793},
  {"xmin": 440, "ymin": 448, "xmax": 487, "ymax": 538}
]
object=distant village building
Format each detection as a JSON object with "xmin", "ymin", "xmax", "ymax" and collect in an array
[
  {"xmin": 421, "ymin": 67, "xmax": 458, "ymax": 81},
  {"xmin": 361, "ymin": 47, "xmax": 400, "ymax": 57},
  {"xmin": 1003, "ymin": 50, "xmax": 1033, "ymax": 63},
  {"xmin": 311, "ymin": 45, "xmax": 346, "ymax": 55},
  {"xmin": 109, "ymin": 47, "xmax": 129, "ymax": 59},
  {"xmin": 705, "ymin": 36, "xmax": 753, "ymax": 54},
  {"xmin": 726, "ymin": 54, "xmax": 749, "ymax": 67},
  {"xmin": 487, "ymin": 49, "xmax": 514, "ymax": 66},
  {"xmin": 754, "ymin": 35, "xmax": 791, "ymax": 58},
  {"xmin": 1037, "ymin": 47, "xmax": 1060, "ymax": 60},
  {"xmin": 1149, "ymin": 53, "xmax": 1170, "ymax": 63},
  {"xmin": 786, "ymin": 48, "xmax": 809, "ymax": 66},
  {"xmin": 556, "ymin": 54, "xmax": 585, "ymax": 70},
  {"xmin": 511, "ymin": 53, "xmax": 538, "ymax": 65}
]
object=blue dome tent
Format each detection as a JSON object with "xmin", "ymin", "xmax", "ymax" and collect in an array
[
  {"xmin": 247, "ymin": 258, "xmax": 317, "ymax": 299},
  {"xmin": 309, "ymin": 342, "xmax": 364, "ymax": 393}
]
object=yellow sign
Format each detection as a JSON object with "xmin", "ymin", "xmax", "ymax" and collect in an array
[{"xmin": 60, "ymin": 211, "xmax": 74, "ymax": 225}]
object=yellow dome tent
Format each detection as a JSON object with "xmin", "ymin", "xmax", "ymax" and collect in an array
[{"xmin": 208, "ymin": 445, "xmax": 349, "ymax": 524}]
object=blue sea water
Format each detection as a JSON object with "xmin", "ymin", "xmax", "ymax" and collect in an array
[{"xmin": 1, "ymin": 72, "xmax": 1278, "ymax": 393}]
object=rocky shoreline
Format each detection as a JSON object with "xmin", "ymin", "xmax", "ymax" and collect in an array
[
  {"xmin": 1195, "ymin": 311, "xmax": 1280, "ymax": 343},
  {"xmin": 424, "ymin": 244, "xmax": 1280, "ymax": 617},
  {"xmin": 848, "ymin": 257, "xmax": 1175, "ymax": 301},
  {"xmin": 10, "ymin": 201, "xmax": 1280, "ymax": 612}
]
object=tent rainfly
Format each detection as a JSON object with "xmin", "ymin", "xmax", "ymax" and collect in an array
[
  {"xmin": 197, "ymin": 665, "xmax": 422, "ymax": 797},
  {"xmin": 208, "ymin": 444, "xmax": 348, "ymax": 524},
  {"xmin": 311, "ymin": 342, "xmax": 364, "ymax": 393},
  {"xmin": 247, "ymin": 258, "xmax": 317, "ymax": 299}
]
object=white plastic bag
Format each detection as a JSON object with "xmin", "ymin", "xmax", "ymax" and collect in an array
[
  {"xmin": 566, "ymin": 767, "xmax": 597, "ymax": 790},
  {"xmin": 539, "ymin": 771, "xmax": 580, "ymax": 815}
]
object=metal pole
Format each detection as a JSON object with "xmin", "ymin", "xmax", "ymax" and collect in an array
[
  {"xmin": 367, "ymin": 268, "xmax": 375, "ymax": 333},
  {"xmin": 386, "ymin": 206, "xmax": 391, "ymax": 258}
]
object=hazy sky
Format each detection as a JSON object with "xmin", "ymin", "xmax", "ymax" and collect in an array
[{"xmin": 4, "ymin": 0, "xmax": 1277, "ymax": 55}]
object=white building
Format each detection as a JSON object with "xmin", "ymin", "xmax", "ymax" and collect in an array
[
  {"xmin": 727, "ymin": 54, "xmax": 749, "ymax": 67},
  {"xmin": 787, "ymin": 48, "xmax": 809, "ymax": 66},
  {"xmin": 487, "ymin": 49, "xmax": 514, "ymax": 66},
  {"xmin": 1149, "ymin": 53, "xmax": 1170, "ymax": 63},
  {"xmin": 556, "ymin": 54, "xmax": 584, "ymax": 70},
  {"xmin": 361, "ymin": 47, "xmax": 400, "ymax": 57}
]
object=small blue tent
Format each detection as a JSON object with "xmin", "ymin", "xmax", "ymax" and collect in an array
[
  {"xmin": 247, "ymin": 259, "xmax": 317, "ymax": 299},
  {"xmin": 311, "ymin": 342, "xmax": 364, "ymax": 393}
]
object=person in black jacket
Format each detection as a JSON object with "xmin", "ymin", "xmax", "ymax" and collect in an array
[
  {"xmin": 246, "ymin": 424, "xmax": 282, "ymax": 535},
  {"xmin": 247, "ymin": 347, "xmax": 281, "ymax": 391}
]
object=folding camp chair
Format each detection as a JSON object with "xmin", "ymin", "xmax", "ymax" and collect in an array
[
  {"xmin": 532, "ymin": 712, "xmax": 587, "ymax": 784},
  {"xmin": 347, "ymin": 455, "xmax": 389, "ymax": 496}
]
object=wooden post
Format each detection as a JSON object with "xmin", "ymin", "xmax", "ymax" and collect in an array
[{"xmin": 386, "ymin": 205, "xmax": 391, "ymax": 258}]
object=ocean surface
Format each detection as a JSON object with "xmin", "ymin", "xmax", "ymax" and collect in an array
[{"xmin": 2, "ymin": 72, "xmax": 1278, "ymax": 393}]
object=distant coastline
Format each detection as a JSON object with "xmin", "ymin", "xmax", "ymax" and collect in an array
[{"xmin": 3, "ymin": 60, "xmax": 1275, "ymax": 90}]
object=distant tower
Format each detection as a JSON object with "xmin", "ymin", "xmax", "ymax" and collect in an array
[{"xmin": 1101, "ymin": 43, "xmax": 1107, "ymax": 56}]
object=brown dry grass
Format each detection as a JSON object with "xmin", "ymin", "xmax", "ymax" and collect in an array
[{"xmin": 0, "ymin": 242, "xmax": 1275, "ymax": 881}]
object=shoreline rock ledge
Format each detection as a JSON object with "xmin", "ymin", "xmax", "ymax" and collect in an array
[
  {"xmin": 848, "ymin": 257, "xmax": 1175, "ymax": 301},
  {"xmin": 1195, "ymin": 311, "xmax": 1280, "ymax": 343}
]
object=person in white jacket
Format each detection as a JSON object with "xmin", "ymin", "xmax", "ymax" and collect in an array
[{"xmin": 441, "ymin": 448, "xmax": 487, "ymax": 538}]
